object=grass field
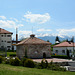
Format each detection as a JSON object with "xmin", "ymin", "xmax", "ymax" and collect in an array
[
  {"xmin": 7, "ymin": 52, "xmax": 16, "ymax": 57},
  {"xmin": 0, "ymin": 64, "xmax": 75, "ymax": 75}
]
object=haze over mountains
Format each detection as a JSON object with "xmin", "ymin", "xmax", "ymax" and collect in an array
[{"xmin": 38, "ymin": 35, "xmax": 73, "ymax": 44}]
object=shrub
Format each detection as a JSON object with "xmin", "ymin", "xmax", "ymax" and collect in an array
[
  {"xmin": 51, "ymin": 55, "xmax": 69, "ymax": 59},
  {"xmin": 47, "ymin": 62, "xmax": 66, "ymax": 71},
  {"xmin": 10, "ymin": 58, "xmax": 15, "ymax": 65},
  {"xmin": 9, "ymin": 54, "xmax": 16, "ymax": 57},
  {"xmin": 14, "ymin": 57, "xmax": 20, "ymax": 66},
  {"xmin": 5, "ymin": 57, "xmax": 10, "ymax": 64},
  {"xmin": 24, "ymin": 59, "xmax": 35, "ymax": 68},
  {"xmin": 0, "ymin": 56, "xmax": 3, "ymax": 63},
  {"xmin": 37, "ymin": 59, "xmax": 48, "ymax": 69},
  {"xmin": 10, "ymin": 57, "xmax": 20, "ymax": 66},
  {"xmin": 40, "ymin": 59, "xmax": 48, "ymax": 69},
  {"xmin": 21, "ymin": 57, "xmax": 27, "ymax": 66}
]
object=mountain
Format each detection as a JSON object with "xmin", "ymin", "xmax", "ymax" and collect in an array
[{"xmin": 38, "ymin": 36, "xmax": 72, "ymax": 44}]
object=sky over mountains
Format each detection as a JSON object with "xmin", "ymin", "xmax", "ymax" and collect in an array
[{"xmin": 0, "ymin": 0, "xmax": 75, "ymax": 40}]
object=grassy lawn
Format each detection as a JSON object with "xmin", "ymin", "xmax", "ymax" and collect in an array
[
  {"xmin": 7, "ymin": 52, "xmax": 16, "ymax": 57},
  {"xmin": 0, "ymin": 64, "xmax": 75, "ymax": 75}
]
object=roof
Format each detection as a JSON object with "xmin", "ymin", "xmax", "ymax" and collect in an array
[
  {"xmin": 16, "ymin": 34, "xmax": 51, "ymax": 45},
  {"xmin": 0, "ymin": 28, "xmax": 13, "ymax": 34},
  {"xmin": 53, "ymin": 41, "xmax": 75, "ymax": 47},
  {"xmin": 12, "ymin": 41, "xmax": 21, "ymax": 43}
]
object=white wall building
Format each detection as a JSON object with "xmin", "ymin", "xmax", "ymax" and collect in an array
[
  {"xmin": 0, "ymin": 28, "xmax": 13, "ymax": 50},
  {"xmin": 53, "ymin": 41, "xmax": 75, "ymax": 57}
]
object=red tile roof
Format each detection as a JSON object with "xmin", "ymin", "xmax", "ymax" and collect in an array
[
  {"xmin": 16, "ymin": 35, "xmax": 51, "ymax": 45},
  {"xmin": 0, "ymin": 28, "xmax": 13, "ymax": 34},
  {"xmin": 53, "ymin": 41, "xmax": 75, "ymax": 47}
]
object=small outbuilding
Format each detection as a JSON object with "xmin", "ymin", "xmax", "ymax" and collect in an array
[{"xmin": 16, "ymin": 34, "xmax": 51, "ymax": 59}]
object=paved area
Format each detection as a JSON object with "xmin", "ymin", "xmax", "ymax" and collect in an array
[{"xmin": 33, "ymin": 58, "xmax": 72, "ymax": 63}]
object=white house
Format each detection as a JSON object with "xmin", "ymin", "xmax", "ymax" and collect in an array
[
  {"xmin": 0, "ymin": 28, "xmax": 13, "ymax": 50},
  {"xmin": 53, "ymin": 41, "xmax": 75, "ymax": 57}
]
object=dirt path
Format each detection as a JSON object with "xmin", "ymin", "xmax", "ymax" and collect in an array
[{"xmin": 33, "ymin": 58, "xmax": 72, "ymax": 63}]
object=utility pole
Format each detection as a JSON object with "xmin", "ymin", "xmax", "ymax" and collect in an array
[
  {"xmin": 72, "ymin": 36, "xmax": 74, "ymax": 55},
  {"xmin": 72, "ymin": 36, "xmax": 75, "ymax": 60}
]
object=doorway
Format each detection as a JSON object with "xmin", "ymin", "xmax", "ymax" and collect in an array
[{"xmin": 43, "ymin": 52, "xmax": 46, "ymax": 58}]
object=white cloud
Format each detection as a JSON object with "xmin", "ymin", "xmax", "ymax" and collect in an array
[
  {"xmin": 19, "ymin": 30, "xmax": 32, "ymax": 38},
  {"xmin": 37, "ymin": 28, "xmax": 52, "ymax": 32},
  {"xmin": 0, "ymin": 20, "xmax": 24, "ymax": 29},
  {"xmin": 17, "ymin": 24, "xmax": 24, "ymax": 28},
  {"xmin": 56, "ymin": 28, "xmax": 75, "ymax": 37},
  {"xmin": 57, "ymin": 28, "xmax": 75, "ymax": 34},
  {"xmin": 24, "ymin": 11, "xmax": 50, "ymax": 24},
  {"xmin": 0, "ymin": 16, "xmax": 6, "ymax": 19},
  {"xmin": 0, "ymin": 20, "xmax": 15, "ymax": 28},
  {"xmin": 10, "ymin": 18, "xmax": 18, "ymax": 22}
]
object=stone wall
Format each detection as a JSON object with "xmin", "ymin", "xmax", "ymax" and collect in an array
[{"xmin": 16, "ymin": 44, "xmax": 51, "ymax": 59}]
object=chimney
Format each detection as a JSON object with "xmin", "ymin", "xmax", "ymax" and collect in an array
[
  {"xmin": 0, "ymin": 28, "xmax": 1, "ymax": 32},
  {"xmin": 30, "ymin": 34, "xmax": 35, "ymax": 38},
  {"xmin": 16, "ymin": 28, "xmax": 18, "ymax": 43}
]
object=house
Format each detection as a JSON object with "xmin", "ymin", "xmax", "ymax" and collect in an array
[
  {"xmin": 0, "ymin": 28, "xmax": 13, "ymax": 50},
  {"xmin": 53, "ymin": 41, "xmax": 75, "ymax": 57},
  {"xmin": 16, "ymin": 34, "xmax": 51, "ymax": 59}
]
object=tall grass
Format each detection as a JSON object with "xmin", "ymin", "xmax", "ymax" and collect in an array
[{"xmin": 0, "ymin": 64, "xmax": 75, "ymax": 75}]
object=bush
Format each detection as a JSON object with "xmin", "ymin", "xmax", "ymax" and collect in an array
[
  {"xmin": 9, "ymin": 54, "xmax": 16, "ymax": 57},
  {"xmin": 21, "ymin": 57, "xmax": 27, "ymax": 66},
  {"xmin": 5, "ymin": 57, "xmax": 10, "ymax": 64},
  {"xmin": 47, "ymin": 62, "xmax": 66, "ymax": 71},
  {"xmin": 10, "ymin": 58, "xmax": 15, "ymax": 65},
  {"xmin": 0, "ymin": 56, "xmax": 3, "ymax": 63},
  {"xmin": 24, "ymin": 59, "xmax": 35, "ymax": 68},
  {"xmin": 40, "ymin": 59, "xmax": 48, "ymax": 69},
  {"xmin": 51, "ymin": 55, "xmax": 69, "ymax": 59},
  {"xmin": 10, "ymin": 57, "xmax": 20, "ymax": 66},
  {"xmin": 37, "ymin": 59, "xmax": 48, "ymax": 69}
]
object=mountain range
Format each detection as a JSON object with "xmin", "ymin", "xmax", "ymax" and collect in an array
[{"xmin": 38, "ymin": 35, "xmax": 73, "ymax": 44}]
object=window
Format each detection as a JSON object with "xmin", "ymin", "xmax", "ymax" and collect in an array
[
  {"xmin": 1, "ymin": 35, "xmax": 3, "ymax": 37},
  {"xmin": 7, "ymin": 46, "xmax": 11, "ymax": 48},
  {"xmin": 7, "ymin": 35, "xmax": 11, "ymax": 37},
  {"xmin": 62, "ymin": 50, "xmax": 65, "ymax": 53},
  {"xmin": 1, "ymin": 46, "xmax": 4, "ymax": 48},
  {"xmin": 7, "ymin": 41, "xmax": 11, "ymax": 43},
  {"xmin": 55, "ymin": 50, "xmax": 58, "ymax": 53},
  {"xmin": 7, "ymin": 46, "xmax": 11, "ymax": 50},
  {"xmin": 69, "ymin": 50, "xmax": 71, "ymax": 53},
  {"xmin": 4, "ymin": 34, "xmax": 6, "ymax": 37},
  {"xmin": 1, "ymin": 40, "xmax": 3, "ymax": 42}
]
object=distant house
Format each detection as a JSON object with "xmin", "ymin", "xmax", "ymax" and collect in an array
[
  {"xmin": 53, "ymin": 41, "xmax": 75, "ymax": 57},
  {"xmin": 0, "ymin": 28, "xmax": 13, "ymax": 50},
  {"xmin": 16, "ymin": 34, "xmax": 51, "ymax": 59}
]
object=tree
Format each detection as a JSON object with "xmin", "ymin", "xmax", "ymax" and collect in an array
[
  {"xmin": 55, "ymin": 36, "xmax": 60, "ymax": 41},
  {"xmin": 47, "ymin": 40, "xmax": 49, "ymax": 42},
  {"xmin": 55, "ymin": 36, "xmax": 60, "ymax": 44},
  {"xmin": 71, "ymin": 37, "xmax": 74, "ymax": 43}
]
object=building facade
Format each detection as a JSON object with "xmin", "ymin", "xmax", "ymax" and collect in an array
[
  {"xmin": 16, "ymin": 34, "xmax": 51, "ymax": 59},
  {"xmin": 0, "ymin": 28, "xmax": 13, "ymax": 50},
  {"xmin": 53, "ymin": 41, "xmax": 75, "ymax": 57}
]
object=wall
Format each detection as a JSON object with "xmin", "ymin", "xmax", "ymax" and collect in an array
[
  {"xmin": 53, "ymin": 47, "xmax": 75, "ymax": 56},
  {"xmin": 0, "ymin": 33, "xmax": 12, "ymax": 50},
  {"xmin": 16, "ymin": 44, "xmax": 51, "ymax": 59}
]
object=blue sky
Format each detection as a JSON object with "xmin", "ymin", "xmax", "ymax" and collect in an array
[{"xmin": 0, "ymin": 0, "xmax": 75, "ymax": 40}]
